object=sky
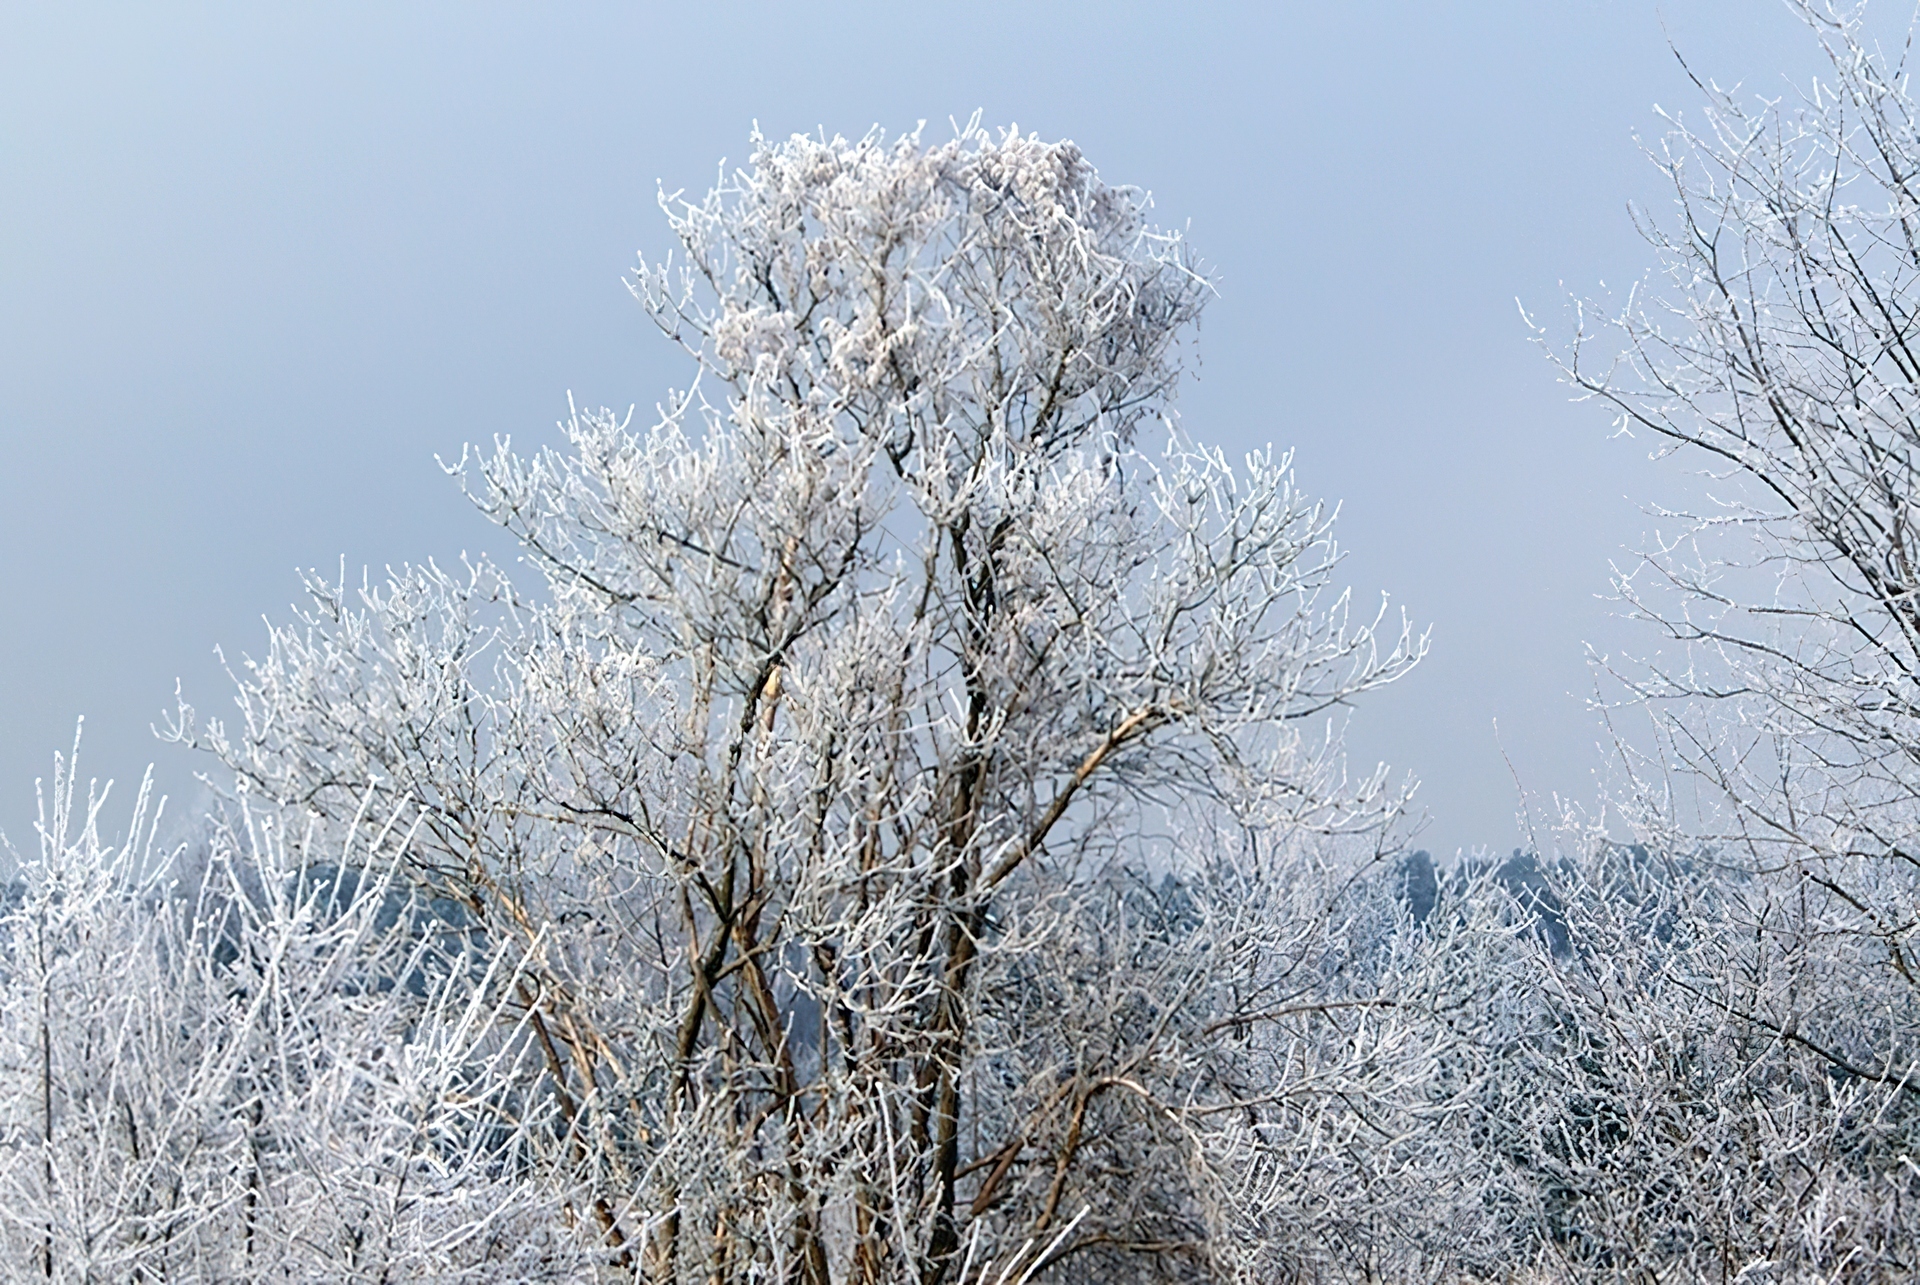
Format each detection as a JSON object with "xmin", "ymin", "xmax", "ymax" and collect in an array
[{"xmin": 0, "ymin": 1, "xmax": 1859, "ymax": 859}]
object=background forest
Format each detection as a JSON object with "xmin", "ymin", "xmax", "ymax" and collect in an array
[{"xmin": 8, "ymin": 4, "xmax": 1920, "ymax": 1282}]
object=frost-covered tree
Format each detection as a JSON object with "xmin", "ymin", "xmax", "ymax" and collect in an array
[
  {"xmin": 168, "ymin": 121, "xmax": 1425, "ymax": 1281},
  {"xmin": 1524, "ymin": 4, "xmax": 1920, "ymax": 1275},
  {"xmin": 38, "ymin": 72, "xmax": 1920, "ymax": 1280},
  {"xmin": 1550, "ymin": 0, "xmax": 1920, "ymax": 1097},
  {"xmin": 0, "ymin": 730, "xmax": 584, "ymax": 1282}
]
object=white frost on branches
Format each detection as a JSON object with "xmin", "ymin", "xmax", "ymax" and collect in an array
[
  {"xmin": 0, "ymin": 730, "xmax": 587, "ymax": 1280},
  {"xmin": 159, "ymin": 120, "xmax": 1427, "ymax": 1282},
  {"xmin": 17, "ymin": 83, "xmax": 1916, "ymax": 1280}
]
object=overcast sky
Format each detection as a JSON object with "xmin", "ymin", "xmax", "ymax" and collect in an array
[{"xmin": 0, "ymin": 1, "xmax": 1861, "ymax": 858}]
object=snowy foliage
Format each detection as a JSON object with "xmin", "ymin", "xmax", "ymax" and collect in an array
[
  {"xmin": 14, "ymin": 27, "xmax": 1920, "ymax": 1275},
  {"xmin": 159, "ymin": 120, "xmax": 1423, "ymax": 1282},
  {"xmin": 0, "ymin": 732, "xmax": 591, "ymax": 1281}
]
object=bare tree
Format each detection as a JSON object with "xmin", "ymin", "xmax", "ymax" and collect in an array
[
  {"xmin": 1549, "ymin": 1, "xmax": 1920, "ymax": 995},
  {"xmin": 1528, "ymin": 4, "xmax": 1920, "ymax": 1274},
  {"xmin": 169, "ymin": 120, "xmax": 1424, "ymax": 1281}
]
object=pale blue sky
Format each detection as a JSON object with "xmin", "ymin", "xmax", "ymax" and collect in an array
[{"xmin": 0, "ymin": 2, "xmax": 1844, "ymax": 855}]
